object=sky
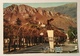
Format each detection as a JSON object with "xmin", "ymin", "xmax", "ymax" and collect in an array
[{"xmin": 3, "ymin": 2, "xmax": 74, "ymax": 8}]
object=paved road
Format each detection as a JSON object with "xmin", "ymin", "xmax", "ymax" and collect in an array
[
  {"xmin": 6, "ymin": 43, "xmax": 49, "ymax": 54},
  {"xmin": 5, "ymin": 43, "xmax": 78, "ymax": 54},
  {"xmin": 17, "ymin": 44, "xmax": 49, "ymax": 53}
]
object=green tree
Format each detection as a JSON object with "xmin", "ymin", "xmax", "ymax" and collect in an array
[{"xmin": 68, "ymin": 26, "xmax": 77, "ymax": 42}]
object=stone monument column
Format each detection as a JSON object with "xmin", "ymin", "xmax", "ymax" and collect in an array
[{"xmin": 47, "ymin": 30, "xmax": 54, "ymax": 52}]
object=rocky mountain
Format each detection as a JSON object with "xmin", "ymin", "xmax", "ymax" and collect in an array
[
  {"xmin": 3, "ymin": 4, "xmax": 77, "ymax": 31},
  {"xmin": 44, "ymin": 3, "xmax": 77, "ymax": 19}
]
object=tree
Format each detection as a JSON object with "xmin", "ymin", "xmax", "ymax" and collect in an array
[
  {"xmin": 16, "ymin": 18, "xmax": 21, "ymax": 25},
  {"xmin": 68, "ymin": 26, "xmax": 77, "ymax": 42}
]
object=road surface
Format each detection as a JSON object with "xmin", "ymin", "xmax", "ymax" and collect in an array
[{"xmin": 5, "ymin": 43, "xmax": 78, "ymax": 54}]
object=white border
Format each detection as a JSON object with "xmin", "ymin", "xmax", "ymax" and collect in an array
[{"xmin": 0, "ymin": 0, "xmax": 80, "ymax": 56}]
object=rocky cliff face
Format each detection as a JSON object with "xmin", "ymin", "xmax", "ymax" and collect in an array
[{"xmin": 3, "ymin": 4, "xmax": 77, "ymax": 31}]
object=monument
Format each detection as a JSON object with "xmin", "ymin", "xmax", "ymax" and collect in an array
[
  {"xmin": 47, "ymin": 30, "xmax": 54, "ymax": 52},
  {"xmin": 46, "ymin": 18, "xmax": 54, "ymax": 52}
]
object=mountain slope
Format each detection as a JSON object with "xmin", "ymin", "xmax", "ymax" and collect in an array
[
  {"xmin": 3, "ymin": 4, "xmax": 77, "ymax": 31},
  {"xmin": 43, "ymin": 3, "xmax": 77, "ymax": 19}
]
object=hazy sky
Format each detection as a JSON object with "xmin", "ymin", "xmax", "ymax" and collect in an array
[{"xmin": 3, "ymin": 2, "xmax": 74, "ymax": 8}]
